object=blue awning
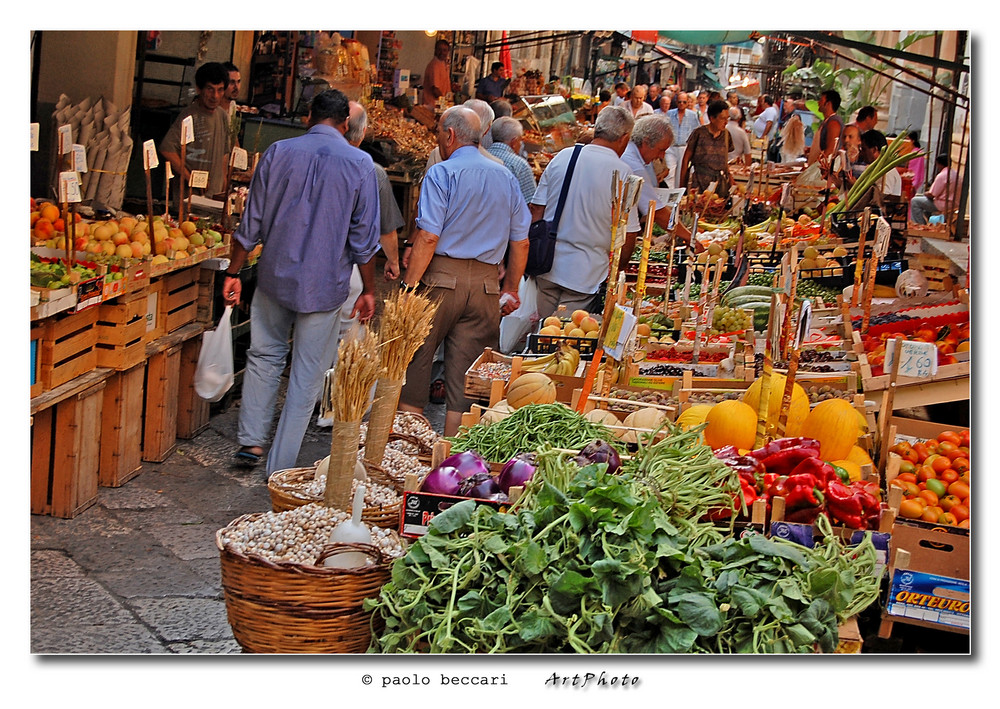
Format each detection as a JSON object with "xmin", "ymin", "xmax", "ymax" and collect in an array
[{"xmin": 657, "ymin": 31, "xmax": 762, "ymax": 46}]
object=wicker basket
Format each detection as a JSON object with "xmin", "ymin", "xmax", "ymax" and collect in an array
[
  {"xmin": 217, "ymin": 521, "xmax": 394, "ymax": 654},
  {"xmin": 268, "ymin": 462, "xmax": 403, "ymax": 529}
]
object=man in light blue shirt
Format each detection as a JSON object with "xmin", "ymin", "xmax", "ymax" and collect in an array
[
  {"xmin": 665, "ymin": 92, "xmax": 701, "ymax": 189},
  {"xmin": 223, "ymin": 89, "xmax": 380, "ymax": 472},
  {"xmin": 398, "ymin": 106, "xmax": 530, "ymax": 436},
  {"xmin": 488, "ymin": 116, "xmax": 536, "ymax": 202}
]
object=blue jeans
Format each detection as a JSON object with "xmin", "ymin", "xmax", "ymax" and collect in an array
[
  {"xmin": 910, "ymin": 195, "xmax": 938, "ymax": 225},
  {"xmin": 237, "ymin": 288, "xmax": 343, "ymax": 474}
]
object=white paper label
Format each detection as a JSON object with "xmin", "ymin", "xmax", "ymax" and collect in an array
[
  {"xmin": 181, "ymin": 116, "xmax": 195, "ymax": 145},
  {"xmin": 165, "ymin": 162, "xmax": 174, "ymax": 180},
  {"xmin": 30, "ymin": 123, "xmax": 39, "ymax": 151},
  {"xmin": 59, "ymin": 171, "xmax": 82, "ymax": 203},
  {"xmin": 143, "ymin": 140, "xmax": 159, "ymax": 170},
  {"xmin": 189, "ymin": 170, "xmax": 209, "ymax": 189},
  {"xmin": 58, "ymin": 125, "xmax": 73, "ymax": 154},
  {"xmin": 884, "ymin": 339, "xmax": 938, "ymax": 378},
  {"xmin": 72, "ymin": 144, "xmax": 88, "ymax": 173},
  {"xmin": 231, "ymin": 147, "xmax": 248, "ymax": 171},
  {"xmin": 874, "ymin": 217, "xmax": 892, "ymax": 259},
  {"xmin": 794, "ymin": 300, "xmax": 812, "ymax": 350}
]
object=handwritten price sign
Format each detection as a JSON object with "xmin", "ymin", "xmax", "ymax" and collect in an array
[{"xmin": 884, "ymin": 339, "xmax": 938, "ymax": 379}]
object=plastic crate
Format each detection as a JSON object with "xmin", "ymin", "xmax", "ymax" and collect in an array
[{"xmin": 526, "ymin": 333, "xmax": 598, "ymax": 357}]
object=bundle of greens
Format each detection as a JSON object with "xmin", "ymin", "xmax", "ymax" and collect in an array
[{"xmin": 366, "ymin": 438, "xmax": 881, "ymax": 654}]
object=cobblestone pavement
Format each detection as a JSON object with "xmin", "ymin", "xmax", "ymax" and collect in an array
[{"xmin": 29, "ymin": 381, "xmax": 445, "ymax": 655}]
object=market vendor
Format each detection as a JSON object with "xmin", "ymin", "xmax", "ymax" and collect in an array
[
  {"xmin": 397, "ymin": 106, "xmax": 530, "ymax": 438},
  {"xmin": 159, "ymin": 61, "xmax": 231, "ymax": 200},
  {"xmin": 421, "ymin": 39, "xmax": 452, "ymax": 108},
  {"xmin": 678, "ymin": 99, "xmax": 735, "ymax": 198},
  {"xmin": 850, "ymin": 129, "xmax": 902, "ymax": 210},
  {"xmin": 476, "ymin": 62, "xmax": 508, "ymax": 103},
  {"xmin": 910, "ymin": 154, "xmax": 959, "ymax": 225}
]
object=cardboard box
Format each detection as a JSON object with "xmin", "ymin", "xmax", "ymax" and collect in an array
[{"xmin": 400, "ymin": 490, "xmax": 509, "ymax": 538}]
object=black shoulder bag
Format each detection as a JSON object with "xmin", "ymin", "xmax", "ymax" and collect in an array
[{"xmin": 524, "ymin": 143, "xmax": 583, "ymax": 277}]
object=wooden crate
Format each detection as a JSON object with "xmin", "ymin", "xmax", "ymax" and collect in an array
[
  {"xmin": 916, "ymin": 253, "xmax": 956, "ymax": 292},
  {"xmin": 99, "ymin": 362, "xmax": 145, "ymax": 487},
  {"xmin": 30, "ymin": 322, "xmax": 44, "ymax": 398},
  {"xmin": 94, "ymin": 289, "xmax": 149, "ymax": 370},
  {"xmin": 176, "ymin": 334, "xmax": 210, "ymax": 438},
  {"xmin": 30, "ymin": 369, "xmax": 111, "ymax": 518},
  {"xmin": 464, "ymin": 348, "xmax": 513, "ymax": 402},
  {"xmin": 195, "ymin": 267, "xmax": 218, "ymax": 325},
  {"xmin": 155, "ymin": 266, "xmax": 200, "ymax": 335},
  {"xmin": 38, "ymin": 307, "xmax": 99, "ymax": 392},
  {"xmin": 142, "ymin": 322, "xmax": 206, "ymax": 462}
]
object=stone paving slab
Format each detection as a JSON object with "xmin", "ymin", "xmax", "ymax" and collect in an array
[{"xmin": 127, "ymin": 597, "xmax": 233, "ymax": 643}]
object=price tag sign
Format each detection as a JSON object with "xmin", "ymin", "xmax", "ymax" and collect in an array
[
  {"xmin": 72, "ymin": 144, "xmax": 88, "ymax": 173},
  {"xmin": 59, "ymin": 171, "xmax": 82, "ymax": 203},
  {"xmin": 602, "ymin": 305, "xmax": 635, "ymax": 361},
  {"xmin": 189, "ymin": 170, "xmax": 209, "ymax": 189},
  {"xmin": 143, "ymin": 139, "xmax": 159, "ymax": 170},
  {"xmin": 165, "ymin": 162, "xmax": 174, "ymax": 180},
  {"xmin": 58, "ymin": 125, "xmax": 73, "ymax": 154},
  {"xmin": 231, "ymin": 147, "xmax": 249, "ymax": 171},
  {"xmin": 780, "ymin": 182, "xmax": 793, "ymax": 211},
  {"xmin": 794, "ymin": 299, "xmax": 812, "ymax": 350},
  {"xmin": 181, "ymin": 116, "xmax": 195, "ymax": 145},
  {"xmin": 884, "ymin": 339, "xmax": 938, "ymax": 378},
  {"xmin": 873, "ymin": 217, "xmax": 892, "ymax": 259},
  {"xmin": 30, "ymin": 123, "xmax": 39, "ymax": 151}
]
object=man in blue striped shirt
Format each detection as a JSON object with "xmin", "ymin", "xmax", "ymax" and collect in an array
[
  {"xmin": 487, "ymin": 116, "xmax": 536, "ymax": 202},
  {"xmin": 665, "ymin": 92, "xmax": 701, "ymax": 189}
]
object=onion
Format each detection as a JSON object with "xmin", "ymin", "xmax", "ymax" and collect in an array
[
  {"xmin": 576, "ymin": 440, "xmax": 622, "ymax": 475},
  {"xmin": 497, "ymin": 453, "xmax": 537, "ymax": 494},
  {"xmin": 439, "ymin": 450, "xmax": 491, "ymax": 479},
  {"xmin": 458, "ymin": 472, "xmax": 502, "ymax": 499},
  {"xmin": 419, "ymin": 465, "xmax": 466, "ymax": 496}
]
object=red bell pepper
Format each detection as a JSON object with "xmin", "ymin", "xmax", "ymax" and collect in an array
[
  {"xmin": 749, "ymin": 437, "xmax": 821, "ymax": 461},
  {"xmin": 824, "ymin": 479, "xmax": 866, "ymax": 529},
  {"xmin": 787, "ymin": 456, "xmax": 838, "ymax": 487}
]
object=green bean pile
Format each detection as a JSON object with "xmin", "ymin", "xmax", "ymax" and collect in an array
[{"xmin": 446, "ymin": 403, "xmax": 625, "ymax": 463}]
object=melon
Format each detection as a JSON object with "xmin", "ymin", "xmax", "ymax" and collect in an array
[
  {"xmin": 741, "ymin": 374, "xmax": 809, "ymax": 436},
  {"xmin": 703, "ymin": 400, "xmax": 757, "ymax": 450},
  {"xmin": 798, "ymin": 398, "xmax": 863, "ymax": 461},
  {"xmin": 506, "ymin": 373, "xmax": 557, "ymax": 409}
]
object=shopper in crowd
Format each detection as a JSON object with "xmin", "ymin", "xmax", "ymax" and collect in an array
[
  {"xmin": 752, "ymin": 94, "xmax": 779, "ymax": 142},
  {"xmin": 727, "ymin": 106, "xmax": 752, "ymax": 167},
  {"xmin": 397, "ymin": 106, "xmax": 530, "ymax": 437},
  {"xmin": 476, "ymin": 62, "xmax": 508, "ymax": 103},
  {"xmin": 679, "ymin": 99, "xmax": 735, "ymax": 198},
  {"xmin": 807, "ymin": 89, "xmax": 844, "ymax": 165},
  {"xmin": 421, "ymin": 39, "xmax": 452, "ymax": 108},
  {"xmin": 654, "ymin": 95, "xmax": 671, "ymax": 114},
  {"xmin": 695, "ymin": 90, "xmax": 710, "ymax": 125},
  {"xmin": 612, "ymin": 82, "xmax": 630, "ymax": 106},
  {"xmin": 627, "ymin": 84, "xmax": 654, "ymax": 118},
  {"xmin": 664, "ymin": 92, "xmax": 701, "ymax": 189},
  {"xmin": 846, "ymin": 129, "xmax": 901, "ymax": 210},
  {"xmin": 910, "ymin": 154, "xmax": 959, "ymax": 224},
  {"xmin": 223, "ymin": 89, "xmax": 381, "ymax": 472},
  {"xmin": 727, "ymin": 91, "xmax": 740, "ymax": 109},
  {"xmin": 488, "ymin": 116, "xmax": 536, "ymax": 202},
  {"xmin": 855, "ymin": 105, "xmax": 879, "ymax": 133},
  {"xmin": 221, "ymin": 62, "xmax": 241, "ymax": 120},
  {"xmin": 646, "ymin": 83, "xmax": 662, "ymax": 110},
  {"xmin": 159, "ymin": 61, "xmax": 231, "ymax": 200},
  {"xmin": 529, "ymin": 105, "xmax": 640, "ymax": 321},
  {"xmin": 900, "ymin": 131, "xmax": 927, "ymax": 194},
  {"xmin": 490, "ymin": 98, "xmax": 513, "ymax": 118},
  {"xmin": 621, "ymin": 114, "xmax": 675, "ymax": 230},
  {"xmin": 424, "ymin": 98, "xmax": 503, "ymax": 169},
  {"xmin": 596, "ymin": 90, "xmax": 613, "ymax": 114}
]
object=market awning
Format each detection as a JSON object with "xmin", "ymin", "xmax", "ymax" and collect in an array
[
  {"xmin": 657, "ymin": 31, "xmax": 761, "ymax": 46},
  {"xmin": 652, "ymin": 45, "xmax": 692, "ymax": 68}
]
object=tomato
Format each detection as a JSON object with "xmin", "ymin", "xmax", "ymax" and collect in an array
[
  {"xmin": 929, "ymin": 455, "xmax": 952, "ymax": 474},
  {"xmin": 939, "ymin": 494, "xmax": 962, "ymax": 512},
  {"xmin": 951, "ymin": 457, "xmax": 969, "ymax": 475},
  {"xmin": 947, "ymin": 481, "xmax": 970, "ymax": 499},
  {"xmin": 937, "ymin": 441, "xmax": 959, "ymax": 456},
  {"xmin": 900, "ymin": 481, "xmax": 921, "ymax": 497},
  {"xmin": 925, "ymin": 479, "xmax": 948, "ymax": 498},
  {"xmin": 916, "ymin": 465, "xmax": 937, "ymax": 483},
  {"xmin": 891, "ymin": 441, "xmax": 913, "ymax": 456},
  {"xmin": 912, "ymin": 442, "xmax": 931, "ymax": 461},
  {"xmin": 898, "ymin": 499, "xmax": 924, "ymax": 519},
  {"xmin": 918, "ymin": 489, "xmax": 940, "ymax": 507},
  {"xmin": 898, "ymin": 461, "xmax": 917, "ymax": 476},
  {"xmin": 938, "ymin": 468, "xmax": 959, "ymax": 485},
  {"xmin": 959, "ymin": 430, "xmax": 970, "ymax": 447},
  {"xmin": 937, "ymin": 431, "xmax": 962, "ymax": 446},
  {"xmin": 958, "ymin": 518, "xmax": 970, "ymax": 528},
  {"xmin": 938, "ymin": 512, "xmax": 958, "ymax": 526},
  {"xmin": 896, "ymin": 472, "xmax": 917, "ymax": 484},
  {"xmin": 921, "ymin": 506, "xmax": 942, "ymax": 523}
]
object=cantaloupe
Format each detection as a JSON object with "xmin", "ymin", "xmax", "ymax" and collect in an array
[
  {"xmin": 506, "ymin": 373, "xmax": 557, "ymax": 409},
  {"xmin": 620, "ymin": 407, "xmax": 667, "ymax": 444},
  {"xmin": 703, "ymin": 400, "xmax": 757, "ymax": 450}
]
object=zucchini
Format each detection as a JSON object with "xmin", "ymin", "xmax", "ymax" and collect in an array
[{"xmin": 726, "ymin": 295, "xmax": 776, "ymax": 309}]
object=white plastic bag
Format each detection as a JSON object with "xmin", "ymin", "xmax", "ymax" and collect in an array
[
  {"xmin": 499, "ymin": 276, "xmax": 539, "ymax": 354},
  {"xmin": 194, "ymin": 305, "xmax": 234, "ymax": 402}
]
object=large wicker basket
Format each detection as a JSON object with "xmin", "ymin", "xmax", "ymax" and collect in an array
[
  {"xmin": 217, "ymin": 522, "xmax": 395, "ymax": 654},
  {"xmin": 268, "ymin": 462, "xmax": 403, "ymax": 529}
]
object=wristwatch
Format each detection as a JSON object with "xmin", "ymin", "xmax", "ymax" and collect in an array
[{"xmin": 224, "ymin": 269, "xmax": 240, "ymax": 278}]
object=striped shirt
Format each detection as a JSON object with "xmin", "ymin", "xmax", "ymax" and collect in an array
[{"xmin": 487, "ymin": 141, "xmax": 536, "ymax": 202}]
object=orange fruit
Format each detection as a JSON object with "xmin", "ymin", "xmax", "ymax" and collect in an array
[{"xmin": 40, "ymin": 203, "xmax": 60, "ymax": 222}]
